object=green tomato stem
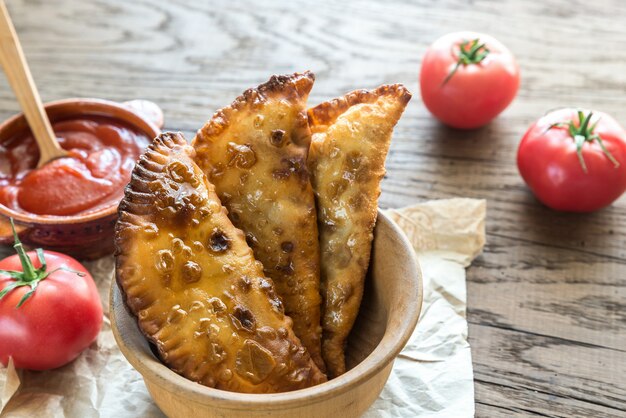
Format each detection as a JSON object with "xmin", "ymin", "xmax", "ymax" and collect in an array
[
  {"xmin": 545, "ymin": 110, "xmax": 620, "ymax": 173},
  {"xmin": 574, "ymin": 134, "xmax": 588, "ymax": 173},
  {"xmin": 10, "ymin": 219, "xmax": 38, "ymax": 281},
  {"xmin": 595, "ymin": 135, "xmax": 620, "ymax": 168},
  {"xmin": 0, "ymin": 218, "xmax": 84, "ymax": 308},
  {"xmin": 442, "ymin": 38, "xmax": 490, "ymax": 85}
]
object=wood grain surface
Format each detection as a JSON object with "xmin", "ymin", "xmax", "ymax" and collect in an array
[
  {"xmin": 1, "ymin": 0, "xmax": 625, "ymax": 416},
  {"xmin": 0, "ymin": 0, "xmax": 66, "ymax": 167}
]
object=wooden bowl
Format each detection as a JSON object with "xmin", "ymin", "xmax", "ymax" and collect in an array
[
  {"xmin": 110, "ymin": 210, "xmax": 423, "ymax": 418},
  {"xmin": 0, "ymin": 98, "xmax": 162, "ymax": 259}
]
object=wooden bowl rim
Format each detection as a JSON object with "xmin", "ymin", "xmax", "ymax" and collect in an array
[
  {"xmin": 0, "ymin": 97, "xmax": 161, "ymax": 226},
  {"xmin": 110, "ymin": 210, "xmax": 423, "ymax": 410}
]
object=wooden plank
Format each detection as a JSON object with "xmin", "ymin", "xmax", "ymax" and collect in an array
[{"xmin": 471, "ymin": 323, "xmax": 626, "ymax": 417}]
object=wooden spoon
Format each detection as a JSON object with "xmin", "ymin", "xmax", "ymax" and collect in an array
[{"xmin": 0, "ymin": 0, "xmax": 67, "ymax": 168}]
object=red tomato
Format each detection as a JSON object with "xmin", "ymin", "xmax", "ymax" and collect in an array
[
  {"xmin": 420, "ymin": 31, "xmax": 520, "ymax": 129},
  {"xmin": 0, "ymin": 243, "xmax": 103, "ymax": 370},
  {"xmin": 517, "ymin": 108, "xmax": 626, "ymax": 212}
]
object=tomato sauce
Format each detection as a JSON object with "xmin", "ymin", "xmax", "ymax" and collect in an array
[{"xmin": 0, "ymin": 116, "xmax": 151, "ymax": 216}]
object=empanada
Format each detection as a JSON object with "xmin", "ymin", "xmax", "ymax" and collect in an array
[
  {"xmin": 308, "ymin": 84, "xmax": 411, "ymax": 377},
  {"xmin": 115, "ymin": 132, "xmax": 326, "ymax": 393},
  {"xmin": 192, "ymin": 72, "xmax": 325, "ymax": 371}
]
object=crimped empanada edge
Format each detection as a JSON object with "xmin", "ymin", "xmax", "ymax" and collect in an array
[
  {"xmin": 193, "ymin": 71, "xmax": 315, "ymax": 142},
  {"xmin": 307, "ymin": 84, "xmax": 412, "ymax": 129},
  {"xmin": 114, "ymin": 132, "xmax": 189, "ymax": 339}
]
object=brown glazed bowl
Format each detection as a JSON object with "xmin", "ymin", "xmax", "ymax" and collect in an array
[
  {"xmin": 110, "ymin": 210, "xmax": 423, "ymax": 418},
  {"xmin": 0, "ymin": 98, "xmax": 162, "ymax": 259}
]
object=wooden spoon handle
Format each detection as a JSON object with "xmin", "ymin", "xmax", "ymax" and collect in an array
[{"xmin": 0, "ymin": 0, "xmax": 66, "ymax": 168}]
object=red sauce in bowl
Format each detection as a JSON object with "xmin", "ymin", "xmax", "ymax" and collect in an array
[{"xmin": 0, "ymin": 116, "xmax": 151, "ymax": 216}]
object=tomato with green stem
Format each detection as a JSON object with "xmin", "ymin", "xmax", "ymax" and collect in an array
[
  {"xmin": 420, "ymin": 31, "xmax": 520, "ymax": 129},
  {"xmin": 0, "ymin": 220, "xmax": 102, "ymax": 370},
  {"xmin": 517, "ymin": 108, "xmax": 626, "ymax": 212}
]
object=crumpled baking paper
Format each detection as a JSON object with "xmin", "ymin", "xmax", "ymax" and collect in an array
[
  {"xmin": 368, "ymin": 198, "xmax": 485, "ymax": 418},
  {"xmin": 0, "ymin": 198, "xmax": 485, "ymax": 418}
]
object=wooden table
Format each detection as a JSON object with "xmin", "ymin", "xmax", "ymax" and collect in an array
[{"xmin": 2, "ymin": 0, "xmax": 625, "ymax": 416}]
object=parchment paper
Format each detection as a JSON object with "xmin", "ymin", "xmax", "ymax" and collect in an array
[
  {"xmin": 370, "ymin": 198, "xmax": 485, "ymax": 417},
  {"xmin": 0, "ymin": 198, "xmax": 485, "ymax": 417}
]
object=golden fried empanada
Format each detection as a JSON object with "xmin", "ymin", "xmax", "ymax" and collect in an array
[
  {"xmin": 308, "ymin": 84, "xmax": 411, "ymax": 378},
  {"xmin": 192, "ymin": 72, "xmax": 325, "ymax": 371},
  {"xmin": 115, "ymin": 132, "xmax": 326, "ymax": 393}
]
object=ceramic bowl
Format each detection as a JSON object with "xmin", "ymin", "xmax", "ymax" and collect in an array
[
  {"xmin": 110, "ymin": 210, "xmax": 423, "ymax": 418},
  {"xmin": 0, "ymin": 98, "xmax": 162, "ymax": 259}
]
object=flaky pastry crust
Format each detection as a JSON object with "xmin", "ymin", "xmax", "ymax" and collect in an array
[
  {"xmin": 308, "ymin": 84, "xmax": 411, "ymax": 377},
  {"xmin": 192, "ymin": 72, "xmax": 325, "ymax": 371},
  {"xmin": 115, "ymin": 132, "xmax": 326, "ymax": 393}
]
